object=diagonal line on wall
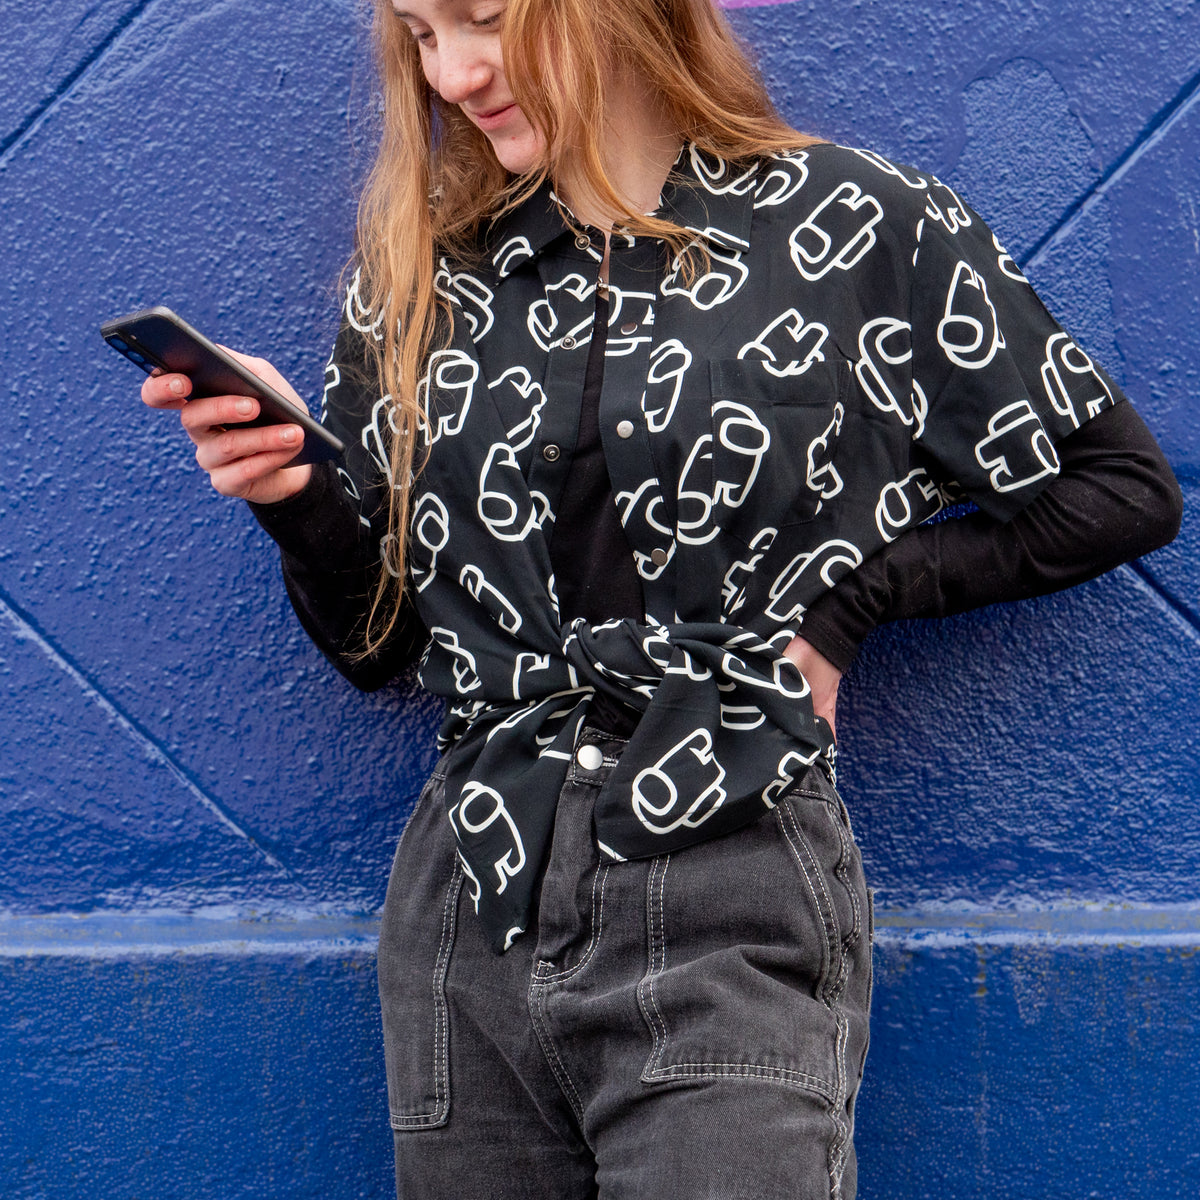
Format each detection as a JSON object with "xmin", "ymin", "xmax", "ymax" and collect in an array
[
  {"xmin": 0, "ymin": 0, "xmax": 157, "ymax": 165},
  {"xmin": 0, "ymin": 588, "xmax": 289, "ymax": 873},
  {"xmin": 1020, "ymin": 63, "xmax": 1200, "ymax": 272},
  {"xmin": 1124, "ymin": 560, "xmax": 1200, "ymax": 645}
]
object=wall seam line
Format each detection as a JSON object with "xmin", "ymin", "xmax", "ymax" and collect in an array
[
  {"xmin": 1124, "ymin": 560, "xmax": 1200, "ymax": 643},
  {"xmin": 1020, "ymin": 63, "xmax": 1200, "ymax": 272},
  {"xmin": 0, "ymin": 0, "xmax": 158, "ymax": 166},
  {"xmin": 0, "ymin": 588, "xmax": 290, "ymax": 873}
]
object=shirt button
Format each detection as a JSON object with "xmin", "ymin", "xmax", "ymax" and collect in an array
[
  {"xmin": 650, "ymin": 547, "xmax": 670, "ymax": 567},
  {"xmin": 561, "ymin": 335, "xmax": 577, "ymax": 350},
  {"xmin": 576, "ymin": 743, "xmax": 604, "ymax": 771},
  {"xmin": 616, "ymin": 419, "xmax": 635, "ymax": 439},
  {"xmin": 620, "ymin": 321, "xmax": 638, "ymax": 335},
  {"xmin": 542, "ymin": 444, "xmax": 561, "ymax": 462},
  {"xmin": 575, "ymin": 234, "xmax": 590, "ymax": 250}
]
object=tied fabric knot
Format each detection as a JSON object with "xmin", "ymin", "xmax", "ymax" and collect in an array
[{"xmin": 436, "ymin": 618, "xmax": 834, "ymax": 953}]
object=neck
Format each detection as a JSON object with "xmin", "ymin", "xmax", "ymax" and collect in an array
[{"xmin": 557, "ymin": 72, "xmax": 682, "ymax": 229}]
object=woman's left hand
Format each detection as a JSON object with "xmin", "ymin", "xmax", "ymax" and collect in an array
[{"xmin": 783, "ymin": 636, "xmax": 842, "ymax": 741}]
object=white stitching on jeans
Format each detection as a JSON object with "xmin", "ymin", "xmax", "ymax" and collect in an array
[
  {"xmin": 389, "ymin": 860, "xmax": 461, "ymax": 1130},
  {"xmin": 637, "ymin": 850, "xmax": 838, "ymax": 1102},
  {"xmin": 778, "ymin": 802, "xmax": 840, "ymax": 999},
  {"xmin": 526, "ymin": 862, "xmax": 612, "ymax": 1121},
  {"xmin": 827, "ymin": 797, "xmax": 862, "ymax": 1003},
  {"xmin": 533, "ymin": 861, "xmax": 611, "ymax": 984},
  {"xmin": 826, "ymin": 1008, "xmax": 851, "ymax": 1199},
  {"xmin": 528, "ymin": 969, "xmax": 586, "ymax": 1120},
  {"xmin": 779, "ymin": 796, "xmax": 858, "ymax": 1196}
]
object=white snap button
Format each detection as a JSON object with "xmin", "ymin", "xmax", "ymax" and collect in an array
[
  {"xmin": 561, "ymin": 335, "xmax": 577, "ymax": 350},
  {"xmin": 542, "ymin": 444, "xmax": 561, "ymax": 461},
  {"xmin": 616, "ymin": 419, "xmax": 635, "ymax": 439},
  {"xmin": 576, "ymin": 744, "xmax": 604, "ymax": 771},
  {"xmin": 575, "ymin": 234, "xmax": 590, "ymax": 249}
]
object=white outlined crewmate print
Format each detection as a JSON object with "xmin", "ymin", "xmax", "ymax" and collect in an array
[
  {"xmin": 789, "ymin": 182, "xmax": 884, "ymax": 281},
  {"xmin": 765, "ymin": 540, "xmax": 864, "ymax": 623},
  {"xmin": 661, "ymin": 241, "xmax": 750, "ymax": 310},
  {"xmin": 315, "ymin": 142, "xmax": 1123, "ymax": 951},
  {"xmin": 974, "ymin": 400, "xmax": 1060, "ymax": 493},
  {"xmin": 631, "ymin": 729, "xmax": 728, "ymax": 834},
  {"xmin": 643, "ymin": 340, "xmax": 691, "ymax": 432},
  {"xmin": 448, "ymin": 783, "xmax": 527, "ymax": 897},
  {"xmin": 938, "ymin": 261, "xmax": 1005, "ymax": 370},
  {"xmin": 875, "ymin": 469, "xmax": 944, "ymax": 542},
  {"xmin": 1040, "ymin": 332, "xmax": 1115, "ymax": 428},
  {"xmin": 436, "ymin": 260, "xmax": 496, "ymax": 341},
  {"xmin": 418, "ymin": 349, "xmax": 480, "ymax": 445},
  {"xmin": 856, "ymin": 317, "xmax": 928, "ymax": 436},
  {"xmin": 738, "ymin": 309, "xmax": 830, "ymax": 377},
  {"xmin": 411, "ymin": 492, "xmax": 451, "ymax": 593}
]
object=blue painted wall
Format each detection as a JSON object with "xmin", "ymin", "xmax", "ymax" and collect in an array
[{"xmin": 1, "ymin": 0, "xmax": 1196, "ymax": 1195}]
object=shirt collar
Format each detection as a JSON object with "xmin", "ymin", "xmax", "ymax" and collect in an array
[{"xmin": 480, "ymin": 144, "xmax": 761, "ymax": 282}]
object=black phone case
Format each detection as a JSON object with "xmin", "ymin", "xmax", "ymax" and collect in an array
[{"xmin": 101, "ymin": 306, "xmax": 345, "ymax": 465}]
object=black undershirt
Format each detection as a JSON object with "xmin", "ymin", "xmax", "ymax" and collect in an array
[{"xmin": 547, "ymin": 289, "xmax": 645, "ymax": 734}]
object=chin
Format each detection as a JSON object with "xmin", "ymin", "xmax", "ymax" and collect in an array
[{"xmin": 488, "ymin": 133, "xmax": 544, "ymax": 176}]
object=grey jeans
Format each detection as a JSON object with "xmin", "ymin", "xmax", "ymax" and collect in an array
[{"xmin": 377, "ymin": 727, "xmax": 874, "ymax": 1199}]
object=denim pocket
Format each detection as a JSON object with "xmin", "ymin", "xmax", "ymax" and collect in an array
[
  {"xmin": 637, "ymin": 775, "xmax": 870, "ymax": 1104},
  {"xmin": 377, "ymin": 775, "xmax": 460, "ymax": 1131}
]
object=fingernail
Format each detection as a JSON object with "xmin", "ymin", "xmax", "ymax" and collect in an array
[
  {"xmin": 280, "ymin": 426, "xmax": 298, "ymax": 443},
  {"xmin": 235, "ymin": 398, "xmax": 254, "ymax": 415},
  {"xmin": 169, "ymin": 377, "xmax": 186, "ymax": 395}
]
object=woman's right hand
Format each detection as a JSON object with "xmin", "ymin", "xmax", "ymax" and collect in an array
[{"xmin": 140, "ymin": 349, "xmax": 314, "ymax": 505}]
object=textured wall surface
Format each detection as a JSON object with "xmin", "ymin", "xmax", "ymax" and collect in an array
[{"xmin": 1, "ymin": 0, "xmax": 1196, "ymax": 1196}]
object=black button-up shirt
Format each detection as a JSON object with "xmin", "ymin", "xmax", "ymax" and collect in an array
[{"xmin": 299, "ymin": 143, "xmax": 1118, "ymax": 950}]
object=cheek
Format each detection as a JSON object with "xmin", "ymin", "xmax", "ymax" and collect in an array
[{"xmin": 418, "ymin": 49, "xmax": 438, "ymax": 93}]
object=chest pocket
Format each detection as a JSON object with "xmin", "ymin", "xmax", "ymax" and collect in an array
[{"xmin": 708, "ymin": 358, "xmax": 850, "ymax": 545}]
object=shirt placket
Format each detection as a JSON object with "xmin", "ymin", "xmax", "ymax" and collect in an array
[
  {"xmin": 600, "ymin": 239, "xmax": 677, "ymax": 625},
  {"xmin": 522, "ymin": 238, "xmax": 608, "ymax": 611}
]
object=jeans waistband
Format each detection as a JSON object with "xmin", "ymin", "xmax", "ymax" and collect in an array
[{"xmin": 565, "ymin": 724, "xmax": 630, "ymax": 785}]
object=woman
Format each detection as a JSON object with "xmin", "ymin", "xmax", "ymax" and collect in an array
[{"xmin": 141, "ymin": 0, "xmax": 1181, "ymax": 1196}]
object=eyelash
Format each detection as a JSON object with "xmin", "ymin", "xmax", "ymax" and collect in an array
[{"xmin": 409, "ymin": 13, "xmax": 501, "ymax": 46}]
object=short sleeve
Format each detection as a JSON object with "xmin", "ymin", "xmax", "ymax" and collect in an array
[{"xmin": 909, "ymin": 187, "xmax": 1123, "ymax": 520}]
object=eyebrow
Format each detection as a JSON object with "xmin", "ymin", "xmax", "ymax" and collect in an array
[{"xmin": 392, "ymin": 0, "xmax": 451, "ymax": 16}]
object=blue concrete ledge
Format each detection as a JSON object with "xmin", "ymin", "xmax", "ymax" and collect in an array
[
  {"xmin": 0, "ymin": 910, "xmax": 381, "ymax": 958},
  {"xmin": 875, "ymin": 900, "xmax": 1200, "ymax": 948},
  {"xmin": 2, "ymin": 906, "xmax": 1197, "ymax": 1198},
  {"xmin": 6, "ymin": 901, "xmax": 1199, "ymax": 957}
]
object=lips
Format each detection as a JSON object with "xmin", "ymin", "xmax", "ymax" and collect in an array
[{"xmin": 469, "ymin": 103, "xmax": 518, "ymax": 132}]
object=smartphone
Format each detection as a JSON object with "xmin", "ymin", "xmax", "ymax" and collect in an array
[{"xmin": 101, "ymin": 306, "xmax": 345, "ymax": 465}]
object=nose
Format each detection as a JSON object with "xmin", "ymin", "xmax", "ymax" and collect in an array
[{"xmin": 429, "ymin": 35, "xmax": 491, "ymax": 106}]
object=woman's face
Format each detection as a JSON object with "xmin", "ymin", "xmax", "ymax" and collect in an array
[{"xmin": 392, "ymin": 1, "xmax": 543, "ymax": 174}]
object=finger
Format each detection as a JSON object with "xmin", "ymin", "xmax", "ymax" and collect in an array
[
  {"xmin": 217, "ymin": 345, "xmax": 309, "ymax": 413},
  {"xmin": 206, "ymin": 446, "xmax": 308, "ymax": 499},
  {"xmin": 179, "ymin": 395, "xmax": 261, "ymax": 437},
  {"xmin": 218, "ymin": 345, "xmax": 276, "ymax": 379},
  {"xmin": 141, "ymin": 371, "xmax": 192, "ymax": 410},
  {"xmin": 195, "ymin": 422, "xmax": 304, "ymax": 472}
]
